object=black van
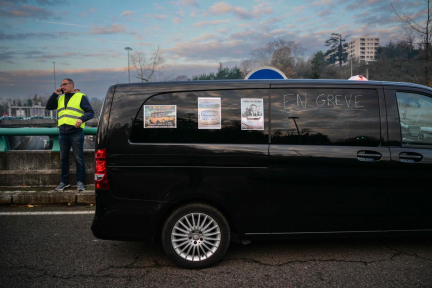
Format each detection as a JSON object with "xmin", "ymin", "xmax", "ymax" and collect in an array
[{"xmin": 92, "ymin": 80, "xmax": 432, "ymax": 269}]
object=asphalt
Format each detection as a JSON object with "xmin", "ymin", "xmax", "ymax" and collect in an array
[
  {"xmin": 0, "ymin": 186, "xmax": 95, "ymax": 206},
  {"xmin": 1, "ymin": 206, "xmax": 432, "ymax": 287}
]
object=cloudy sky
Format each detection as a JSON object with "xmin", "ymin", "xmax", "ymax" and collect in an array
[{"xmin": 0, "ymin": 0, "xmax": 424, "ymax": 99}]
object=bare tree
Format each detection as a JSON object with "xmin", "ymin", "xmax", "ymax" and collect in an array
[
  {"xmin": 249, "ymin": 39, "xmax": 305, "ymax": 68},
  {"xmin": 240, "ymin": 59, "xmax": 253, "ymax": 78},
  {"xmin": 271, "ymin": 46, "xmax": 297, "ymax": 78},
  {"xmin": 131, "ymin": 46, "xmax": 166, "ymax": 82},
  {"xmin": 399, "ymin": 28, "xmax": 417, "ymax": 50},
  {"xmin": 392, "ymin": 0, "xmax": 432, "ymax": 85},
  {"xmin": 245, "ymin": 39, "xmax": 305, "ymax": 78}
]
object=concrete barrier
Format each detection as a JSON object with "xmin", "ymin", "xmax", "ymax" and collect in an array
[
  {"xmin": 0, "ymin": 150, "xmax": 95, "ymax": 186},
  {"xmin": 0, "ymin": 189, "xmax": 95, "ymax": 205}
]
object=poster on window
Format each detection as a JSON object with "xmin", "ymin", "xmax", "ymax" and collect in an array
[
  {"xmin": 144, "ymin": 105, "xmax": 176, "ymax": 128},
  {"xmin": 241, "ymin": 98, "xmax": 264, "ymax": 130},
  {"xmin": 198, "ymin": 98, "xmax": 221, "ymax": 129}
]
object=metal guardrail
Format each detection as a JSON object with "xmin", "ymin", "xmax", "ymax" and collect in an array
[{"xmin": 0, "ymin": 127, "xmax": 97, "ymax": 152}]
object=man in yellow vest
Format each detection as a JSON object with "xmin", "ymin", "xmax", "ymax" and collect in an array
[{"xmin": 46, "ymin": 78, "xmax": 94, "ymax": 191}]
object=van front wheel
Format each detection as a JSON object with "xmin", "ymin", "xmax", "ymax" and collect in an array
[{"xmin": 161, "ymin": 203, "xmax": 230, "ymax": 269}]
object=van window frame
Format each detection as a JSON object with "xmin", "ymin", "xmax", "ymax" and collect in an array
[
  {"xmin": 269, "ymin": 87, "xmax": 383, "ymax": 147},
  {"xmin": 393, "ymin": 89, "xmax": 432, "ymax": 149},
  {"xmin": 128, "ymin": 88, "xmax": 271, "ymax": 145}
]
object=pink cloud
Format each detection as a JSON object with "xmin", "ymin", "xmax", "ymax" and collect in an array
[
  {"xmin": 206, "ymin": 2, "xmax": 272, "ymax": 19},
  {"xmin": 181, "ymin": 0, "xmax": 199, "ymax": 7},
  {"xmin": 313, "ymin": 0, "xmax": 332, "ymax": 7},
  {"xmin": 286, "ymin": 5, "xmax": 305, "ymax": 16},
  {"xmin": 91, "ymin": 24, "xmax": 126, "ymax": 34},
  {"xmin": 193, "ymin": 20, "xmax": 229, "ymax": 27},
  {"xmin": 1, "ymin": 5, "xmax": 55, "ymax": 19},
  {"xmin": 209, "ymin": 2, "xmax": 233, "ymax": 14},
  {"xmin": 298, "ymin": 17, "xmax": 311, "ymax": 22},
  {"xmin": 145, "ymin": 14, "xmax": 167, "ymax": 19},
  {"xmin": 121, "ymin": 11, "xmax": 135, "ymax": 17},
  {"xmin": 10, "ymin": 10, "xmax": 27, "ymax": 17},
  {"xmin": 79, "ymin": 8, "xmax": 97, "ymax": 17}
]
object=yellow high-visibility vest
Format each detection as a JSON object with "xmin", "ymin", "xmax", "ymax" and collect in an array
[{"xmin": 57, "ymin": 93, "xmax": 85, "ymax": 128}]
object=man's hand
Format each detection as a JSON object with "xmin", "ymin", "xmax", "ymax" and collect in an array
[
  {"xmin": 75, "ymin": 119, "xmax": 83, "ymax": 128},
  {"xmin": 55, "ymin": 87, "xmax": 63, "ymax": 95}
]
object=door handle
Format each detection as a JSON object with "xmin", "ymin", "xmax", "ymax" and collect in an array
[
  {"xmin": 357, "ymin": 150, "xmax": 382, "ymax": 162},
  {"xmin": 399, "ymin": 152, "xmax": 423, "ymax": 163}
]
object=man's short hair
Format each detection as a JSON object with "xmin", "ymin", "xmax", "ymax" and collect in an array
[{"xmin": 63, "ymin": 78, "xmax": 74, "ymax": 85}]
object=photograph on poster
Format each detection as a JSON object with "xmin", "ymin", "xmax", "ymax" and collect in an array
[
  {"xmin": 241, "ymin": 98, "xmax": 264, "ymax": 130},
  {"xmin": 198, "ymin": 98, "xmax": 221, "ymax": 129},
  {"xmin": 144, "ymin": 105, "xmax": 176, "ymax": 128}
]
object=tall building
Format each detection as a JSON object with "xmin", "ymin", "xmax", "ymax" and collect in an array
[{"xmin": 347, "ymin": 35, "xmax": 380, "ymax": 62}]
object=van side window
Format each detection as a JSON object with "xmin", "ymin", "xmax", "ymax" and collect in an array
[
  {"xmin": 271, "ymin": 89, "xmax": 380, "ymax": 146},
  {"xmin": 396, "ymin": 92, "xmax": 432, "ymax": 146},
  {"xmin": 130, "ymin": 90, "xmax": 269, "ymax": 144}
]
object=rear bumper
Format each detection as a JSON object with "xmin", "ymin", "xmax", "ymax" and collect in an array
[{"xmin": 91, "ymin": 189, "xmax": 173, "ymax": 242}]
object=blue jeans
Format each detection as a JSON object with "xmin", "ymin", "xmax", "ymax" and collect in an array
[{"xmin": 59, "ymin": 130, "xmax": 85, "ymax": 184}]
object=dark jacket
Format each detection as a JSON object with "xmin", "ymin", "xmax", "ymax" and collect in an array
[{"xmin": 46, "ymin": 92, "xmax": 95, "ymax": 134}]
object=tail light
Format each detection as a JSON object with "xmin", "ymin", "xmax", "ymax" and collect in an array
[{"xmin": 95, "ymin": 148, "xmax": 109, "ymax": 189}]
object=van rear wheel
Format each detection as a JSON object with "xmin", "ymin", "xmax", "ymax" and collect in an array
[{"xmin": 161, "ymin": 203, "xmax": 230, "ymax": 269}]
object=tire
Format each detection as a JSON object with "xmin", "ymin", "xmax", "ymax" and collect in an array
[
  {"xmin": 161, "ymin": 203, "xmax": 230, "ymax": 269},
  {"xmin": 418, "ymin": 133, "xmax": 424, "ymax": 141}
]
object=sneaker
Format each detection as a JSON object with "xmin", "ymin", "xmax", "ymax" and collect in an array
[
  {"xmin": 55, "ymin": 182, "xmax": 70, "ymax": 191},
  {"xmin": 77, "ymin": 182, "xmax": 85, "ymax": 192}
]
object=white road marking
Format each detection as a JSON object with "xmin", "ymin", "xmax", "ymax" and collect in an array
[{"xmin": 0, "ymin": 211, "xmax": 95, "ymax": 216}]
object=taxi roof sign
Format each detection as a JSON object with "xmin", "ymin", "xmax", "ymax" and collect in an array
[{"xmin": 348, "ymin": 75, "xmax": 368, "ymax": 81}]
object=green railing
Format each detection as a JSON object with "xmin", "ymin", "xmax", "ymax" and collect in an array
[{"xmin": 0, "ymin": 128, "xmax": 97, "ymax": 152}]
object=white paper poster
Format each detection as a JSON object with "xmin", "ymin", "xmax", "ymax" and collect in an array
[
  {"xmin": 241, "ymin": 98, "xmax": 264, "ymax": 130},
  {"xmin": 198, "ymin": 98, "xmax": 221, "ymax": 129}
]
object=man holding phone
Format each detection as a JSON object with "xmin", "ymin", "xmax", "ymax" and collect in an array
[{"xmin": 46, "ymin": 78, "xmax": 94, "ymax": 191}]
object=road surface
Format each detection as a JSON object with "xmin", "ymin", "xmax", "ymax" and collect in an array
[{"xmin": 0, "ymin": 206, "xmax": 431, "ymax": 287}]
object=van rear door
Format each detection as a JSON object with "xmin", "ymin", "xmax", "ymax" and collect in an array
[{"xmin": 107, "ymin": 84, "xmax": 271, "ymax": 235}]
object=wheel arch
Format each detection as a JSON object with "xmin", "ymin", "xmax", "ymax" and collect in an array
[{"xmin": 154, "ymin": 198, "xmax": 238, "ymax": 243}]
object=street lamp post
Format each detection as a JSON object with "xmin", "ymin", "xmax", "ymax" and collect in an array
[
  {"xmin": 53, "ymin": 61, "xmax": 56, "ymax": 91},
  {"xmin": 288, "ymin": 116, "xmax": 301, "ymax": 144},
  {"xmin": 124, "ymin": 47, "xmax": 133, "ymax": 83},
  {"xmin": 366, "ymin": 61, "xmax": 369, "ymax": 79},
  {"xmin": 53, "ymin": 61, "xmax": 56, "ymax": 118}
]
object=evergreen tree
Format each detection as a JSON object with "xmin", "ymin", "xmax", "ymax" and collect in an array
[
  {"xmin": 325, "ymin": 33, "xmax": 349, "ymax": 67},
  {"xmin": 310, "ymin": 51, "xmax": 327, "ymax": 79},
  {"xmin": 192, "ymin": 64, "xmax": 242, "ymax": 80},
  {"xmin": 227, "ymin": 66, "xmax": 241, "ymax": 79}
]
